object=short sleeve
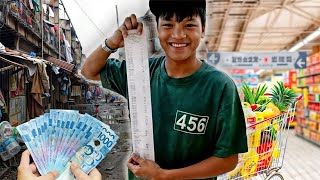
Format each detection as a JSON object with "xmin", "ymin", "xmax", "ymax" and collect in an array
[
  {"xmin": 212, "ymin": 80, "xmax": 248, "ymax": 158},
  {"xmin": 100, "ymin": 58, "xmax": 128, "ymax": 97}
]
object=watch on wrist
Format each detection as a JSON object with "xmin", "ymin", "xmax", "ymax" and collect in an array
[{"xmin": 101, "ymin": 39, "xmax": 118, "ymax": 53}]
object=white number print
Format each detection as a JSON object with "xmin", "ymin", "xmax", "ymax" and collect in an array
[{"xmin": 174, "ymin": 110, "xmax": 209, "ymax": 134}]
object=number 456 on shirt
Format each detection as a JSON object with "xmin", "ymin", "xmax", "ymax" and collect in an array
[{"xmin": 174, "ymin": 110, "xmax": 209, "ymax": 135}]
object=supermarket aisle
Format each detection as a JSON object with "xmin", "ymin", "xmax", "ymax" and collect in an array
[{"xmin": 281, "ymin": 129, "xmax": 320, "ymax": 179}]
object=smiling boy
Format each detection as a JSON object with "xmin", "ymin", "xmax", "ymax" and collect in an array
[{"xmin": 81, "ymin": 0, "xmax": 247, "ymax": 179}]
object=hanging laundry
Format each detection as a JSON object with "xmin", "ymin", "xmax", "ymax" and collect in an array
[
  {"xmin": 0, "ymin": 90, "xmax": 6, "ymax": 110},
  {"xmin": 62, "ymin": 33, "xmax": 74, "ymax": 63},
  {"xmin": 0, "ymin": 42, "xmax": 5, "ymax": 52},
  {"xmin": 43, "ymin": 0, "xmax": 54, "ymax": 6},
  {"xmin": 30, "ymin": 63, "xmax": 46, "ymax": 118},
  {"xmin": 28, "ymin": 0, "xmax": 34, "ymax": 10},
  {"xmin": 10, "ymin": 75, "xmax": 17, "ymax": 92},
  {"xmin": 53, "ymin": 25, "xmax": 58, "ymax": 32},
  {"xmin": 26, "ymin": 15, "xmax": 32, "ymax": 25},
  {"xmin": 48, "ymin": 6, "xmax": 54, "ymax": 17},
  {"xmin": 42, "ymin": 4, "xmax": 48, "ymax": 14},
  {"xmin": 32, "ymin": 0, "xmax": 40, "ymax": 12}
]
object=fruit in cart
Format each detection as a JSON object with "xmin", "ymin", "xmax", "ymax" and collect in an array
[
  {"xmin": 242, "ymin": 102, "xmax": 251, "ymax": 108},
  {"xmin": 262, "ymin": 108, "xmax": 274, "ymax": 119},
  {"xmin": 250, "ymin": 104, "xmax": 258, "ymax": 111},
  {"xmin": 266, "ymin": 102, "xmax": 281, "ymax": 116},
  {"xmin": 270, "ymin": 81, "xmax": 298, "ymax": 112},
  {"xmin": 254, "ymin": 98, "xmax": 271, "ymax": 112},
  {"xmin": 257, "ymin": 95, "xmax": 270, "ymax": 105}
]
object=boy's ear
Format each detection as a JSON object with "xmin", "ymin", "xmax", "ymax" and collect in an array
[{"xmin": 201, "ymin": 25, "xmax": 205, "ymax": 38}]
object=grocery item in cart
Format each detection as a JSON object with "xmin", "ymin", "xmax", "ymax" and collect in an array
[{"xmin": 241, "ymin": 150, "xmax": 259, "ymax": 179}]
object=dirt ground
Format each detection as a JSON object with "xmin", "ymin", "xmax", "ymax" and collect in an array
[{"xmin": 97, "ymin": 121, "xmax": 132, "ymax": 180}]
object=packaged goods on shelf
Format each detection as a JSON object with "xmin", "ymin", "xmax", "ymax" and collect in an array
[{"xmin": 295, "ymin": 50, "xmax": 320, "ymax": 146}]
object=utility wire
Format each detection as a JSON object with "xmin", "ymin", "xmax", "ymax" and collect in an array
[{"xmin": 68, "ymin": 0, "xmax": 107, "ymax": 38}]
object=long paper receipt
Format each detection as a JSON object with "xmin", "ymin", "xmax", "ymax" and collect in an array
[{"xmin": 124, "ymin": 30, "xmax": 155, "ymax": 160}]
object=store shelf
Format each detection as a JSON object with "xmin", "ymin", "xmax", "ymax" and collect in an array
[
  {"xmin": 295, "ymin": 51, "xmax": 320, "ymax": 148},
  {"xmin": 306, "ymin": 118, "xmax": 320, "ymax": 123},
  {"xmin": 307, "ymin": 62, "xmax": 320, "ymax": 67},
  {"xmin": 309, "ymin": 109, "xmax": 320, "ymax": 113},
  {"xmin": 309, "ymin": 101, "xmax": 320, "ymax": 104},
  {"xmin": 297, "ymin": 124, "xmax": 319, "ymax": 133},
  {"xmin": 295, "ymin": 115, "xmax": 306, "ymax": 119},
  {"xmin": 297, "ymin": 84, "xmax": 320, "ymax": 88},
  {"xmin": 297, "ymin": 72, "xmax": 320, "ymax": 79},
  {"xmin": 295, "ymin": 107, "xmax": 306, "ymax": 111},
  {"xmin": 296, "ymin": 133, "xmax": 320, "ymax": 147},
  {"xmin": 309, "ymin": 93, "xmax": 320, "ymax": 95}
]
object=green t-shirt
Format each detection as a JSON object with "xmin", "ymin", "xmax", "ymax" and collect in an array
[{"xmin": 100, "ymin": 56, "xmax": 248, "ymax": 180}]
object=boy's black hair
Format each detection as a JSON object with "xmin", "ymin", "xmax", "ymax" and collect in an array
[{"xmin": 149, "ymin": 0, "xmax": 206, "ymax": 26}]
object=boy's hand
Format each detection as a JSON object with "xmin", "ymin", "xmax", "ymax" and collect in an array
[
  {"xmin": 127, "ymin": 153, "xmax": 169, "ymax": 180},
  {"xmin": 70, "ymin": 162, "xmax": 102, "ymax": 180},
  {"xmin": 107, "ymin": 14, "xmax": 143, "ymax": 49},
  {"xmin": 17, "ymin": 150, "xmax": 59, "ymax": 180}
]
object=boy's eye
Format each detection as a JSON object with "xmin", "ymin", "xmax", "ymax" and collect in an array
[
  {"xmin": 186, "ymin": 24, "xmax": 197, "ymax": 27},
  {"xmin": 162, "ymin": 24, "xmax": 173, "ymax": 27}
]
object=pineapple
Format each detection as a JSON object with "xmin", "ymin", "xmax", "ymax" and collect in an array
[{"xmin": 270, "ymin": 82, "xmax": 297, "ymax": 112}]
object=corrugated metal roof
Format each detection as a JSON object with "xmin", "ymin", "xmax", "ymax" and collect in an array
[{"xmin": 46, "ymin": 56, "xmax": 75, "ymax": 73}]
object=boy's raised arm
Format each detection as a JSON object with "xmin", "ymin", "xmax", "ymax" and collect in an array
[{"xmin": 81, "ymin": 14, "xmax": 143, "ymax": 80}]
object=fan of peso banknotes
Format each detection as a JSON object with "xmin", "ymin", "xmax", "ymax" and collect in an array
[{"xmin": 17, "ymin": 109, "xmax": 118, "ymax": 180}]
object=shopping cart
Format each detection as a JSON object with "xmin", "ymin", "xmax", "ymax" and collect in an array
[{"xmin": 218, "ymin": 95, "xmax": 302, "ymax": 180}]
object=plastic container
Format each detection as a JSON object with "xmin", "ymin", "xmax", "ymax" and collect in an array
[{"xmin": 0, "ymin": 121, "xmax": 21, "ymax": 158}]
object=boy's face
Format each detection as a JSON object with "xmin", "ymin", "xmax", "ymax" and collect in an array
[{"xmin": 157, "ymin": 14, "xmax": 205, "ymax": 62}]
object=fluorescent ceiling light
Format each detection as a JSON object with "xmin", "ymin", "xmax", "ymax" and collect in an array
[
  {"xmin": 304, "ymin": 27, "xmax": 320, "ymax": 43},
  {"xmin": 289, "ymin": 41, "xmax": 305, "ymax": 52},
  {"xmin": 289, "ymin": 27, "xmax": 320, "ymax": 52}
]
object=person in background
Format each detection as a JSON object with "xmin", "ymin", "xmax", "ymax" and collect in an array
[
  {"xmin": 86, "ymin": 89, "xmax": 92, "ymax": 103},
  {"xmin": 81, "ymin": 0, "xmax": 248, "ymax": 179},
  {"xmin": 18, "ymin": 150, "xmax": 102, "ymax": 180}
]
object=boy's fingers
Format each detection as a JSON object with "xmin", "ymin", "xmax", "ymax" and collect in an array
[
  {"xmin": 70, "ymin": 162, "xmax": 87, "ymax": 179},
  {"xmin": 124, "ymin": 17, "xmax": 133, "ymax": 30},
  {"xmin": 130, "ymin": 14, "xmax": 138, "ymax": 28},
  {"xmin": 127, "ymin": 161, "xmax": 140, "ymax": 173},
  {"xmin": 131, "ymin": 153, "xmax": 144, "ymax": 164},
  {"xmin": 119, "ymin": 25, "xmax": 128, "ymax": 38},
  {"xmin": 89, "ymin": 168, "xmax": 102, "ymax": 178},
  {"xmin": 137, "ymin": 23, "xmax": 143, "ymax": 35}
]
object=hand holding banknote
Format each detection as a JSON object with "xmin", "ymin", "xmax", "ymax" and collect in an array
[
  {"xmin": 18, "ymin": 150, "xmax": 59, "ymax": 180},
  {"xmin": 70, "ymin": 162, "xmax": 101, "ymax": 180}
]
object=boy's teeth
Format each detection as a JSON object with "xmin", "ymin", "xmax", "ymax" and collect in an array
[{"xmin": 172, "ymin": 43, "xmax": 187, "ymax": 47}]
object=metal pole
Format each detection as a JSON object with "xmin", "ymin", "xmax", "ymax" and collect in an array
[
  {"xmin": 40, "ymin": 0, "xmax": 44, "ymax": 58},
  {"xmin": 116, "ymin": 5, "xmax": 119, "ymax": 28},
  {"xmin": 58, "ymin": 0, "xmax": 61, "ymax": 60}
]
